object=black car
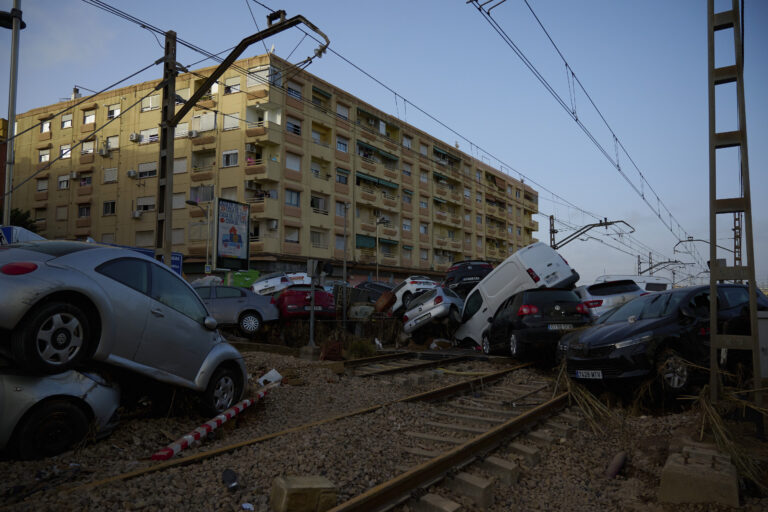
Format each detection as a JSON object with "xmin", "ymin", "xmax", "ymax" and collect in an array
[
  {"xmin": 354, "ymin": 281, "xmax": 394, "ymax": 304},
  {"xmin": 442, "ymin": 260, "xmax": 493, "ymax": 298},
  {"xmin": 482, "ymin": 288, "xmax": 592, "ymax": 358},
  {"xmin": 562, "ymin": 284, "xmax": 768, "ymax": 391}
]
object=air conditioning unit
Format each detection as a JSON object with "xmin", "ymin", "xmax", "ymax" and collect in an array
[
  {"xmin": 98, "ymin": 148, "xmax": 109, "ymax": 156},
  {"xmin": 245, "ymin": 143, "xmax": 258, "ymax": 153},
  {"xmin": 129, "ymin": 132, "xmax": 141, "ymax": 142},
  {"xmin": 188, "ymin": 130, "xmax": 199, "ymax": 138},
  {"xmin": 267, "ymin": 219, "xmax": 278, "ymax": 230},
  {"xmin": 131, "ymin": 210, "xmax": 142, "ymax": 219},
  {"xmin": 245, "ymin": 180, "xmax": 259, "ymax": 191},
  {"xmin": 126, "ymin": 169, "xmax": 138, "ymax": 179}
]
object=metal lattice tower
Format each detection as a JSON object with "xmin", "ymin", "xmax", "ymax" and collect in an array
[{"xmin": 707, "ymin": 0, "xmax": 761, "ymax": 403}]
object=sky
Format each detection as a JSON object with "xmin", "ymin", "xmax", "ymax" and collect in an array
[{"xmin": 1, "ymin": 0, "xmax": 766, "ymax": 287}]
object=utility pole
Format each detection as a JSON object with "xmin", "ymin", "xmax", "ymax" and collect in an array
[
  {"xmin": 155, "ymin": 30, "xmax": 177, "ymax": 266},
  {"xmin": 1, "ymin": 0, "xmax": 25, "ymax": 225},
  {"xmin": 648, "ymin": 252, "xmax": 653, "ymax": 276},
  {"xmin": 549, "ymin": 215, "xmax": 556, "ymax": 248},
  {"xmin": 733, "ymin": 213, "xmax": 742, "ymax": 282}
]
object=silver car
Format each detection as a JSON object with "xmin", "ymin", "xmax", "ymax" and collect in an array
[
  {"xmin": 403, "ymin": 287, "xmax": 464, "ymax": 334},
  {"xmin": 194, "ymin": 285, "xmax": 279, "ymax": 337},
  {"xmin": 573, "ymin": 279, "xmax": 646, "ymax": 318},
  {"xmin": 0, "ymin": 241, "xmax": 246, "ymax": 415},
  {"xmin": 0, "ymin": 368, "xmax": 120, "ymax": 459}
]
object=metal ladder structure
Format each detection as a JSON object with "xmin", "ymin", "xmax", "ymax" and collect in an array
[{"xmin": 707, "ymin": 0, "xmax": 761, "ymax": 403}]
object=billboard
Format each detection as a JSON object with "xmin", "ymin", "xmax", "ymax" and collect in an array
[{"xmin": 215, "ymin": 198, "xmax": 250, "ymax": 271}]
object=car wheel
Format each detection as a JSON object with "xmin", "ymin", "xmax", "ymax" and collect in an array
[
  {"xmin": 11, "ymin": 301, "xmax": 92, "ymax": 373},
  {"xmin": 200, "ymin": 366, "xmax": 242, "ymax": 417},
  {"xmin": 402, "ymin": 292, "xmax": 414, "ymax": 309},
  {"xmin": 14, "ymin": 399, "xmax": 90, "ymax": 460},
  {"xmin": 658, "ymin": 350, "xmax": 689, "ymax": 392},
  {"xmin": 509, "ymin": 332, "xmax": 524, "ymax": 359},
  {"xmin": 238, "ymin": 311, "xmax": 262, "ymax": 337},
  {"xmin": 482, "ymin": 334, "xmax": 491, "ymax": 355}
]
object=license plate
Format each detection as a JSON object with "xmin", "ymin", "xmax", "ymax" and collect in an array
[
  {"xmin": 262, "ymin": 286, "xmax": 275, "ymax": 293},
  {"xmin": 416, "ymin": 312, "xmax": 432, "ymax": 322},
  {"xmin": 576, "ymin": 370, "xmax": 603, "ymax": 379},
  {"xmin": 304, "ymin": 306, "xmax": 323, "ymax": 311},
  {"xmin": 548, "ymin": 324, "xmax": 573, "ymax": 330},
  {"xmin": 462, "ymin": 276, "xmax": 480, "ymax": 281}
]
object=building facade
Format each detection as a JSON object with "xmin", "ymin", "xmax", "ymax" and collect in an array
[{"xmin": 10, "ymin": 54, "xmax": 538, "ymax": 280}]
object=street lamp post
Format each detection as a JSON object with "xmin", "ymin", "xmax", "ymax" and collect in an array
[
  {"xmin": 375, "ymin": 216, "xmax": 387, "ymax": 281},
  {"xmin": 186, "ymin": 200, "xmax": 210, "ymax": 272},
  {"xmin": 342, "ymin": 202, "xmax": 350, "ymax": 328}
]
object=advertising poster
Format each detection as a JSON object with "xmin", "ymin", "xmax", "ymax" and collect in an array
[{"xmin": 216, "ymin": 198, "xmax": 250, "ymax": 270}]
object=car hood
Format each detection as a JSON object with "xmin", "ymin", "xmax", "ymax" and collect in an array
[{"xmin": 570, "ymin": 317, "xmax": 671, "ymax": 348}]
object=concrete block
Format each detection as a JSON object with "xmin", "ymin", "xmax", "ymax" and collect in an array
[
  {"xmin": 446, "ymin": 472, "xmax": 495, "ymax": 509},
  {"xmin": 544, "ymin": 420, "xmax": 575, "ymax": 439},
  {"xmin": 478, "ymin": 456, "xmax": 521, "ymax": 485},
  {"xmin": 559, "ymin": 412, "xmax": 586, "ymax": 428},
  {"xmin": 682, "ymin": 445, "xmax": 731, "ymax": 466},
  {"xmin": 658, "ymin": 453, "xmax": 739, "ymax": 507},
  {"xmin": 528, "ymin": 430, "xmax": 556, "ymax": 446},
  {"xmin": 270, "ymin": 476, "xmax": 337, "ymax": 512},
  {"xmin": 508, "ymin": 442, "xmax": 540, "ymax": 466},
  {"xmin": 413, "ymin": 493, "xmax": 461, "ymax": 512}
]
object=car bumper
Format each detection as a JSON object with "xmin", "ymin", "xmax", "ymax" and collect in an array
[
  {"xmin": 565, "ymin": 343, "xmax": 653, "ymax": 381},
  {"xmin": 403, "ymin": 303, "xmax": 451, "ymax": 334},
  {"xmin": 514, "ymin": 323, "xmax": 589, "ymax": 350}
]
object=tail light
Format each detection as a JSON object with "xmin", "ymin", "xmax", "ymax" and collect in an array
[
  {"xmin": 699, "ymin": 327, "xmax": 710, "ymax": 336},
  {"xmin": 1, "ymin": 262, "xmax": 38, "ymax": 275},
  {"xmin": 576, "ymin": 303, "xmax": 590, "ymax": 315},
  {"xmin": 517, "ymin": 304, "xmax": 539, "ymax": 316},
  {"xmin": 409, "ymin": 280, "xmax": 417, "ymax": 284},
  {"xmin": 433, "ymin": 295, "xmax": 444, "ymax": 306},
  {"xmin": 640, "ymin": 292, "xmax": 650, "ymax": 296},
  {"xmin": 526, "ymin": 268, "xmax": 540, "ymax": 283},
  {"xmin": 481, "ymin": 263, "xmax": 493, "ymax": 269},
  {"xmin": 584, "ymin": 300, "xmax": 603, "ymax": 308},
  {"xmin": 403, "ymin": 314, "xmax": 409, "ymax": 323},
  {"xmin": 447, "ymin": 265, "xmax": 458, "ymax": 272}
]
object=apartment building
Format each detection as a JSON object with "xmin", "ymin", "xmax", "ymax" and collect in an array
[{"xmin": 9, "ymin": 54, "xmax": 539, "ymax": 279}]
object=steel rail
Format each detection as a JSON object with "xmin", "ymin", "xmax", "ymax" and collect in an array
[
  {"xmin": 356, "ymin": 356, "xmax": 471, "ymax": 376},
  {"xmin": 328, "ymin": 392, "xmax": 569, "ymax": 512}
]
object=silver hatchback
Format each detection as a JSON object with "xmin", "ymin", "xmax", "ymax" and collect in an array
[
  {"xmin": 0, "ymin": 241, "xmax": 246, "ymax": 415},
  {"xmin": 403, "ymin": 287, "xmax": 464, "ymax": 334},
  {"xmin": 194, "ymin": 285, "xmax": 279, "ymax": 337}
]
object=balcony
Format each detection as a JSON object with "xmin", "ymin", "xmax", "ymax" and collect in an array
[
  {"xmin": 249, "ymin": 233, "xmax": 279, "ymax": 254},
  {"xmin": 248, "ymin": 196, "xmax": 280, "ymax": 219},
  {"xmin": 382, "ymin": 191, "xmax": 397, "ymax": 208},
  {"xmin": 245, "ymin": 121, "xmax": 281, "ymax": 146},
  {"xmin": 245, "ymin": 157, "xmax": 282, "ymax": 181},
  {"xmin": 358, "ymin": 186, "xmax": 378, "ymax": 206},
  {"xmin": 282, "ymin": 242, "xmax": 302, "ymax": 255}
]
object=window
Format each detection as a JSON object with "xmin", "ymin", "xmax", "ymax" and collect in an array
[
  {"xmin": 476, "ymin": 215, "xmax": 482, "ymax": 225},
  {"xmin": 403, "ymin": 193, "xmax": 412, "ymax": 205},
  {"xmin": 420, "ymin": 248, "xmax": 428, "ymax": 261},
  {"xmin": 336, "ymin": 169, "xmax": 348, "ymax": 184},
  {"xmin": 34, "ymin": 207, "xmax": 46, "ymax": 221},
  {"xmin": 402, "ymin": 247, "xmax": 412, "ymax": 260},
  {"xmin": 137, "ymin": 196, "xmax": 156, "ymax": 212},
  {"xmin": 286, "ymin": 116, "xmax": 301, "ymax": 135},
  {"xmin": 402, "ymin": 162, "xmax": 412, "ymax": 177},
  {"xmin": 476, "ymin": 236, "xmax": 483, "ymax": 248},
  {"xmin": 103, "ymin": 168, "xmax": 117, "ymax": 184},
  {"xmin": 508, "ymin": 224, "xmax": 513, "ymax": 234},
  {"xmin": 335, "ymin": 201, "xmax": 347, "ymax": 217},
  {"xmin": 517, "ymin": 227, "xmax": 522, "ymax": 236},
  {"xmin": 61, "ymin": 114, "xmax": 72, "ymax": 129},
  {"xmin": 310, "ymin": 230, "xmax": 327, "ymax": 248},
  {"xmin": 36, "ymin": 178, "xmax": 48, "ymax": 192},
  {"xmin": 140, "ymin": 127, "xmax": 159, "ymax": 144},
  {"xmin": 284, "ymin": 227, "xmax": 299, "ymax": 244},
  {"xmin": 107, "ymin": 104, "xmax": 120, "ymax": 119},
  {"xmin": 402, "ymin": 218, "xmax": 411, "ymax": 231},
  {"xmin": 285, "ymin": 189, "xmax": 300, "ymax": 207},
  {"xmin": 464, "ymin": 187, "xmax": 471, "ymax": 199},
  {"xmin": 79, "ymin": 173, "xmax": 92, "ymax": 186},
  {"xmin": 172, "ymin": 192, "xmax": 186, "ymax": 209},
  {"xmin": 133, "ymin": 230, "xmax": 153, "ymax": 248},
  {"xmin": 106, "ymin": 135, "xmax": 119, "ymax": 149},
  {"xmin": 149, "ymin": 263, "xmax": 207, "ymax": 322},
  {"xmin": 39, "ymin": 149, "xmax": 50, "ymax": 163},
  {"xmin": 192, "ymin": 112, "xmax": 215, "ymax": 132},
  {"xmin": 286, "ymin": 81, "xmax": 302, "ymax": 100},
  {"xmin": 175, "ymin": 122, "xmax": 188, "ymax": 138},
  {"xmin": 175, "ymin": 87, "xmax": 190, "ymax": 103},
  {"xmin": 55, "ymin": 206, "xmax": 68, "ymax": 221},
  {"xmin": 173, "ymin": 157, "xmax": 187, "ymax": 174},
  {"xmin": 223, "ymin": 112, "xmax": 239, "ymax": 131},
  {"xmin": 138, "ymin": 161, "xmax": 157, "ymax": 178},
  {"xmin": 224, "ymin": 76, "xmax": 240, "ymax": 94},
  {"xmin": 286, "ymin": 152, "xmax": 301, "ymax": 172},
  {"xmin": 78, "ymin": 204, "xmax": 91, "ymax": 218},
  {"xmin": 40, "ymin": 120, "xmax": 51, "ymax": 133},
  {"xmin": 247, "ymin": 64, "xmax": 281, "ymax": 87},
  {"xmin": 97, "ymin": 258, "xmax": 149, "ymax": 293},
  {"xmin": 141, "ymin": 94, "xmax": 160, "ymax": 112},
  {"xmin": 419, "ymin": 198, "xmax": 428, "ymax": 209},
  {"xmin": 81, "ymin": 140, "xmax": 94, "ymax": 154},
  {"xmin": 83, "ymin": 110, "xmax": 95, "ymax": 124},
  {"xmin": 57, "ymin": 175, "xmax": 69, "ymax": 190},
  {"xmin": 464, "ymin": 212, "xmax": 471, "ymax": 222},
  {"xmin": 310, "ymin": 195, "xmax": 327, "ymax": 212},
  {"xmin": 336, "ymin": 103, "xmax": 349, "ymax": 120},
  {"xmin": 419, "ymin": 143, "xmax": 428, "ymax": 156},
  {"xmin": 103, "ymin": 200, "xmax": 116, "ymax": 216},
  {"xmin": 516, "ymin": 189, "xmax": 521, "ymax": 198},
  {"xmin": 420, "ymin": 170, "xmax": 428, "ymax": 183},
  {"xmin": 172, "ymin": 228, "xmax": 185, "ymax": 245},
  {"xmin": 476, "ymin": 192, "xmax": 482, "ymax": 204},
  {"xmin": 60, "ymin": 144, "xmax": 71, "ymax": 159},
  {"xmin": 189, "ymin": 185, "xmax": 214, "ymax": 203},
  {"xmin": 336, "ymin": 135, "xmax": 348, "ymax": 153},
  {"xmin": 222, "ymin": 150, "xmax": 238, "ymax": 167},
  {"xmin": 419, "ymin": 222, "xmax": 428, "ymax": 235},
  {"xmin": 403, "ymin": 135, "xmax": 412, "ymax": 149},
  {"xmin": 335, "ymin": 234, "xmax": 345, "ymax": 250}
]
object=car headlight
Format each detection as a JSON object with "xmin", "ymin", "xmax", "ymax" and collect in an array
[{"xmin": 613, "ymin": 333, "xmax": 653, "ymax": 349}]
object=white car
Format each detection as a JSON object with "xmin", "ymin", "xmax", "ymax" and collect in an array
[
  {"xmin": 391, "ymin": 275, "xmax": 439, "ymax": 312},
  {"xmin": 573, "ymin": 279, "xmax": 646, "ymax": 318},
  {"xmin": 251, "ymin": 272, "xmax": 310, "ymax": 295}
]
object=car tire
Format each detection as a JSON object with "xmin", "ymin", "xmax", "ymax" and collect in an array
[
  {"xmin": 482, "ymin": 334, "xmax": 491, "ymax": 355},
  {"xmin": 402, "ymin": 292, "xmax": 414, "ymax": 309},
  {"xmin": 509, "ymin": 332, "xmax": 524, "ymax": 359},
  {"xmin": 11, "ymin": 301, "xmax": 92, "ymax": 373},
  {"xmin": 658, "ymin": 349, "xmax": 690, "ymax": 393},
  {"xmin": 14, "ymin": 399, "xmax": 91, "ymax": 460},
  {"xmin": 200, "ymin": 366, "xmax": 242, "ymax": 417},
  {"xmin": 238, "ymin": 311, "xmax": 262, "ymax": 337}
]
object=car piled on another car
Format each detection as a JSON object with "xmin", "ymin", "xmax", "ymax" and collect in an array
[
  {"xmin": 403, "ymin": 287, "xmax": 464, "ymax": 335},
  {"xmin": 194, "ymin": 285, "xmax": 279, "ymax": 337},
  {"xmin": 274, "ymin": 285, "xmax": 336, "ymax": 319},
  {"xmin": 482, "ymin": 288, "xmax": 591, "ymax": 358},
  {"xmin": 573, "ymin": 279, "xmax": 646, "ymax": 318},
  {"xmin": 354, "ymin": 281, "xmax": 395, "ymax": 304},
  {"xmin": 251, "ymin": 271, "xmax": 311, "ymax": 296},
  {"xmin": 391, "ymin": 276, "xmax": 439, "ymax": 312},
  {"xmin": 442, "ymin": 260, "xmax": 493, "ymax": 298}
]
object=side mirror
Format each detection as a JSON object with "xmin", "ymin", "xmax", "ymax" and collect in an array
[
  {"xmin": 680, "ymin": 305, "xmax": 696, "ymax": 319},
  {"xmin": 204, "ymin": 316, "xmax": 218, "ymax": 330}
]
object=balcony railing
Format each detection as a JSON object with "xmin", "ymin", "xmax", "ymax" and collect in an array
[
  {"xmin": 311, "ymin": 240, "xmax": 329, "ymax": 249},
  {"xmin": 312, "ymin": 138, "xmax": 330, "ymax": 148},
  {"xmin": 311, "ymin": 169, "xmax": 331, "ymax": 181},
  {"xmin": 312, "ymin": 207, "xmax": 329, "ymax": 216}
]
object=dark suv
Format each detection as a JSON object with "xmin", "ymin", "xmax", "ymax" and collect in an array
[
  {"xmin": 483, "ymin": 288, "xmax": 591, "ymax": 358},
  {"xmin": 442, "ymin": 260, "xmax": 493, "ymax": 298}
]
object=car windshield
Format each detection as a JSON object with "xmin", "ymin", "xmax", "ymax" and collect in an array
[
  {"xmin": 600, "ymin": 290, "xmax": 685, "ymax": 323},
  {"xmin": 585, "ymin": 280, "xmax": 640, "ymax": 296},
  {"xmin": 409, "ymin": 289, "xmax": 437, "ymax": 309}
]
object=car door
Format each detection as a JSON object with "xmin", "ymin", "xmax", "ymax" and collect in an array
[
  {"xmin": 134, "ymin": 262, "xmax": 216, "ymax": 383},
  {"xmin": 94, "ymin": 257, "xmax": 152, "ymax": 361},
  {"xmin": 196, "ymin": 286, "xmax": 214, "ymax": 316},
  {"xmin": 455, "ymin": 289, "xmax": 487, "ymax": 344},
  {"xmin": 213, "ymin": 286, "xmax": 248, "ymax": 324}
]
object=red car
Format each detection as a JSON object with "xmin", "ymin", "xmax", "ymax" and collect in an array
[{"xmin": 274, "ymin": 285, "xmax": 336, "ymax": 318}]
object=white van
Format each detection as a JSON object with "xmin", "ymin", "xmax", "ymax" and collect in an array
[
  {"xmin": 453, "ymin": 242, "xmax": 579, "ymax": 346},
  {"xmin": 593, "ymin": 274, "xmax": 671, "ymax": 292}
]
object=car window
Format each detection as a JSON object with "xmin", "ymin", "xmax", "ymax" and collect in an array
[
  {"xmin": 586, "ymin": 280, "xmax": 641, "ymax": 296},
  {"xmin": 195, "ymin": 286, "xmax": 212, "ymax": 299},
  {"xmin": 392, "ymin": 282, "xmax": 407, "ymax": 293},
  {"xmin": 150, "ymin": 264, "xmax": 208, "ymax": 323},
  {"xmin": 645, "ymin": 283, "xmax": 668, "ymax": 292},
  {"xmin": 444, "ymin": 288, "xmax": 460, "ymax": 299},
  {"xmin": 524, "ymin": 290, "xmax": 580, "ymax": 309},
  {"xmin": 463, "ymin": 290, "xmax": 483, "ymax": 321},
  {"xmin": 409, "ymin": 289, "xmax": 437, "ymax": 309},
  {"xmin": 720, "ymin": 287, "xmax": 749, "ymax": 309},
  {"xmin": 217, "ymin": 287, "xmax": 244, "ymax": 299},
  {"xmin": 688, "ymin": 291, "xmax": 711, "ymax": 317},
  {"xmin": 639, "ymin": 292, "xmax": 684, "ymax": 319},
  {"xmin": 601, "ymin": 294, "xmax": 653, "ymax": 323},
  {"xmin": 96, "ymin": 258, "xmax": 149, "ymax": 294}
]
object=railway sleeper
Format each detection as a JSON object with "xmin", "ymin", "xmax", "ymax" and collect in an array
[
  {"xmin": 423, "ymin": 420, "xmax": 488, "ymax": 435},
  {"xmin": 507, "ymin": 442, "xmax": 541, "ymax": 466},
  {"xmin": 444, "ymin": 471, "xmax": 496, "ymax": 510},
  {"xmin": 413, "ymin": 492, "xmax": 461, "ymax": 512},
  {"xmin": 478, "ymin": 456, "xmax": 521, "ymax": 485},
  {"xmin": 432, "ymin": 410, "xmax": 506, "ymax": 424}
]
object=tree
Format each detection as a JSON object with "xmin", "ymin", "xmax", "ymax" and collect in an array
[{"xmin": 9, "ymin": 208, "xmax": 37, "ymax": 233}]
